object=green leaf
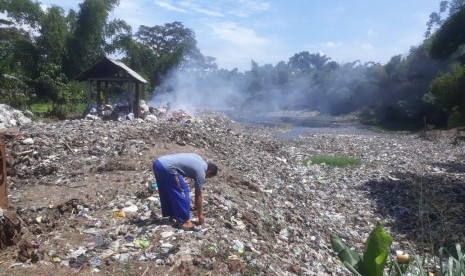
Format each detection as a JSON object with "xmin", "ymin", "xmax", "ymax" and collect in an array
[
  {"xmin": 362, "ymin": 222, "xmax": 393, "ymax": 276},
  {"xmin": 330, "ymin": 233, "xmax": 363, "ymax": 273},
  {"xmin": 344, "ymin": 262, "xmax": 363, "ymax": 276}
]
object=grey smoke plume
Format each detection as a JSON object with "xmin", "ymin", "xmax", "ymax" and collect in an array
[
  {"xmin": 149, "ymin": 68, "xmax": 241, "ymax": 113},
  {"xmin": 148, "ymin": 60, "xmax": 378, "ymax": 119}
]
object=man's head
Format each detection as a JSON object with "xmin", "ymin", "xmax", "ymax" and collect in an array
[{"xmin": 206, "ymin": 162, "xmax": 218, "ymax": 178}]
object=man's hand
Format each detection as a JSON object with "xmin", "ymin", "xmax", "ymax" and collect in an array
[{"xmin": 195, "ymin": 189, "xmax": 204, "ymax": 224}]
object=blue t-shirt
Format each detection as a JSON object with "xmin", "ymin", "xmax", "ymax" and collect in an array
[{"xmin": 157, "ymin": 153, "xmax": 207, "ymax": 191}]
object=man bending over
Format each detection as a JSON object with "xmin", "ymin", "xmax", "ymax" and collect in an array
[{"xmin": 152, "ymin": 153, "xmax": 218, "ymax": 230}]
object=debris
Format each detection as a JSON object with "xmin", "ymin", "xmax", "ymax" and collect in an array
[{"xmin": 1, "ymin": 109, "xmax": 464, "ymax": 275}]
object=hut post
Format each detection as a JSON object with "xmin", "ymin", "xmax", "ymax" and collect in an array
[
  {"xmin": 134, "ymin": 82, "xmax": 140, "ymax": 118},
  {"xmin": 0, "ymin": 135, "xmax": 7, "ymax": 208},
  {"xmin": 96, "ymin": 81, "xmax": 102, "ymax": 108},
  {"xmin": 86, "ymin": 80, "xmax": 92, "ymax": 109},
  {"xmin": 104, "ymin": 81, "xmax": 109, "ymax": 104},
  {"xmin": 141, "ymin": 83, "xmax": 145, "ymax": 101},
  {"xmin": 128, "ymin": 81, "xmax": 133, "ymax": 114}
]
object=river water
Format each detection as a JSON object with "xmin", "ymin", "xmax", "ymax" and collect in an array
[{"xmin": 222, "ymin": 110, "xmax": 379, "ymax": 138}]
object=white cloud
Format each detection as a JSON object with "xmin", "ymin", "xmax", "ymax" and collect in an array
[
  {"xmin": 227, "ymin": 0, "xmax": 270, "ymax": 18},
  {"xmin": 208, "ymin": 22, "xmax": 269, "ymax": 47},
  {"xmin": 113, "ymin": 0, "xmax": 152, "ymax": 29},
  {"xmin": 178, "ymin": 1, "xmax": 224, "ymax": 17},
  {"xmin": 200, "ymin": 21, "xmax": 280, "ymax": 70},
  {"xmin": 237, "ymin": 0, "xmax": 271, "ymax": 11},
  {"xmin": 154, "ymin": 1, "xmax": 188, "ymax": 13},
  {"xmin": 119, "ymin": 0, "xmax": 143, "ymax": 11},
  {"xmin": 361, "ymin": 43, "xmax": 374, "ymax": 51},
  {"xmin": 324, "ymin": 41, "xmax": 341, "ymax": 48}
]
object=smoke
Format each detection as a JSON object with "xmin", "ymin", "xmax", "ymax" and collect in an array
[
  {"xmin": 148, "ymin": 60, "xmax": 379, "ymax": 120},
  {"xmin": 149, "ymin": 68, "xmax": 241, "ymax": 114}
]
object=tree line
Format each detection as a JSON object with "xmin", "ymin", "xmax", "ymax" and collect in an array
[{"xmin": 0, "ymin": 0, "xmax": 464, "ymax": 128}]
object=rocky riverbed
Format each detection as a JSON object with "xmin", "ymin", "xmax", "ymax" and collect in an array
[{"xmin": 1, "ymin": 109, "xmax": 464, "ymax": 275}]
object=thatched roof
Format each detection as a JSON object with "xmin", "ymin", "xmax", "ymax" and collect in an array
[{"xmin": 74, "ymin": 57, "xmax": 148, "ymax": 84}]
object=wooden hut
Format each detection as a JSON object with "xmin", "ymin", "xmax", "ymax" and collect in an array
[{"xmin": 74, "ymin": 57, "xmax": 148, "ymax": 118}]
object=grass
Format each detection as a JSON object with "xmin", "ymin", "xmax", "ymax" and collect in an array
[
  {"xmin": 30, "ymin": 102, "xmax": 87, "ymax": 119},
  {"xmin": 304, "ymin": 155, "xmax": 362, "ymax": 167},
  {"xmin": 30, "ymin": 103, "xmax": 52, "ymax": 113},
  {"xmin": 368, "ymin": 125, "xmax": 415, "ymax": 134}
]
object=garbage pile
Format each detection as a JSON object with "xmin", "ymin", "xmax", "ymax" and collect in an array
[
  {"xmin": 2, "ymin": 110, "xmax": 464, "ymax": 275},
  {"xmin": 0, "ymin": 104, "xmax": 32, "ymax": 129},
  {"xmin": 84, "ymin": 100, "xmax": 160, "ymax": 122}
]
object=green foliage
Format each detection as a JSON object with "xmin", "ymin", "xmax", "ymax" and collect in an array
[
  {"xmin": 132, "ymin": 21, "xmax": 203, "ymax": 87},
  {"xmin": 104, "ymin": 19, "xmax": 132, "ymax": 55},
  {"xmin": 30, "ymin": 102, "xmax": 51, "ymax": 113},
  {"xmin": 331, "ymin": 234, "xmax": 363, "ymax": 274},
  {"xmin": 331, "ymin": 223, "xmax": 393, "ymax": 276},
  {"xmin": 63, "ymin": 0, "xmax": 119, "ymax": 77},
  {"xmin": 430, "ymin": 5, "xmax": 465, "ymax": 60},
  {"xmin": 35, "ymin": 63, "xmax": 85, "ymax": 118},
  {"xmin": 0, "ymin": 0, "xmax": 43, "ymax": 28},
  {"xmin": 304, "ymin": 155, "xmax": 362, "ymax": 167},
  {"xmin": 36, "ymin": 5, "xmax": 68, "ymax": 65},
  {"xmin": 35, "ymin": 63, "xmax": 68, "ymax": 100},
  {"xmin": 363, "ymin": 224, "xmax": 393, "ymax": 276},
  {"xmin": 427, "ymin": 64, "xmax": 465, "ymax": 127},
  {"xmin": 447, "ymin": 107, "xmax": 465, "ymax": 128},
  {"xmin": 331, "ymin": 222, "xmax": 465, "ymax": 276},
  {"xmin": 385, "ymin": 243, "xmax": 465, "ymax": 275},
  {"xmin": 0, "ymin": 73, "xmax": 34, "ymax": 108},
  {"xmin": 441, "ymin": 244, "xmax": 465, "ymax": 275},
  {"xmin": 288, "ymin": 51, "xmax": 331, "ymax": 72},
  {"xmin": 0, "ymin": 0, "xmax": 463, "ymax": 130}
]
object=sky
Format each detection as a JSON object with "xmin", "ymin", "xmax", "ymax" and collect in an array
[{"xmin": 36, "ymin": 0, "xmax": 441, "ymax": 72}]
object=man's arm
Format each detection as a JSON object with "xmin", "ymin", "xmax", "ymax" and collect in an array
[{"xmin": 194, "ymin": 189, "xmax": 204, "ymax": 224}]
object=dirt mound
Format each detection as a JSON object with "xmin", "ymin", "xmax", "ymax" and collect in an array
[{"xmin": 0, "ymin": 110, "xmax": 463, "ymax": 275}]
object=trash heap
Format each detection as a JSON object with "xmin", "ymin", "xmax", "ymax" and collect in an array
[
  {"xmin": 0, "ymin": 104, "xmax": 32, "ymax": 129},
  {"xmin": 1, "ymin": 110, "xmax": 465, "ymax": 275}
]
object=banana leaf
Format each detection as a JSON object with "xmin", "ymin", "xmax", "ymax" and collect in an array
[
  {"xmin": 362, "ymin": 222, "xmax": 393, "ymax": 276},
  {"xmin": 330, "ymin": 233, "xmax": 363, "ymax": 273}
]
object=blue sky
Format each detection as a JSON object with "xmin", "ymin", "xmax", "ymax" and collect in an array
[{"xmin": 38, "ymin": 0, "xmax": 441, "ymax": 71}]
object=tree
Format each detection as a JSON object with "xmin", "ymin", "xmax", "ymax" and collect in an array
[
  {"xmin": 425, "ymin": 0, "xmax": 465, "ymax": 37},
  {"xmin": 135, "ymin": 22, "xmax": 196, "ymax": 57},
  {"xmin": 133, "ymin": 21, "xmax": 204, "ymax": 86},
  {"xmin": 36, "ymin": 6, "xmax": 68, "ymax": 65},
  {"xmin": 104, "ymin": 19, "xmax": 132, "ymax": 56},
  {"xmin": 429, "ymin": 5, "xmax": 465, "ymax": 61},
  {"xmin": 0, "ymin": 0, "xmax": 42, "ymax": 29},
  {"xmin": 0, "ymin": 13, "xmax": 38, "ymax": 107},
  {"xmin": 427, "ymin": 65, "xmax": 465, "ymax": 127},
  {"xmin": 288, "ymin": 51, "xmax": 330, "ymax": 72},
  {"xmin": 427, "ymin": 4, "xmax": 465, "ymax": 127},
  {"xmin": 63, "ymin": 0, "xmax": 120, "ymax": 78}
]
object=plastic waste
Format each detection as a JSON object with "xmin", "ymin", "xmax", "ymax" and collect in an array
[
  {"xmin": 135, "ymin": 239, "xmax": 150, "ymax": 249},
  {"xmin": 112, "ymin": 211, "xmax": 126, "ymax": 218},
  {"xmin": 52, "ymin": 257, "xmax": 61, "ymax": 263},
  {"xmin": 232, "ymin": 240, "xmax": 244, "ymax": 254},
  {"xmin": 122, "ymin": 205, "xmax": 138, "ymax": 213}
]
